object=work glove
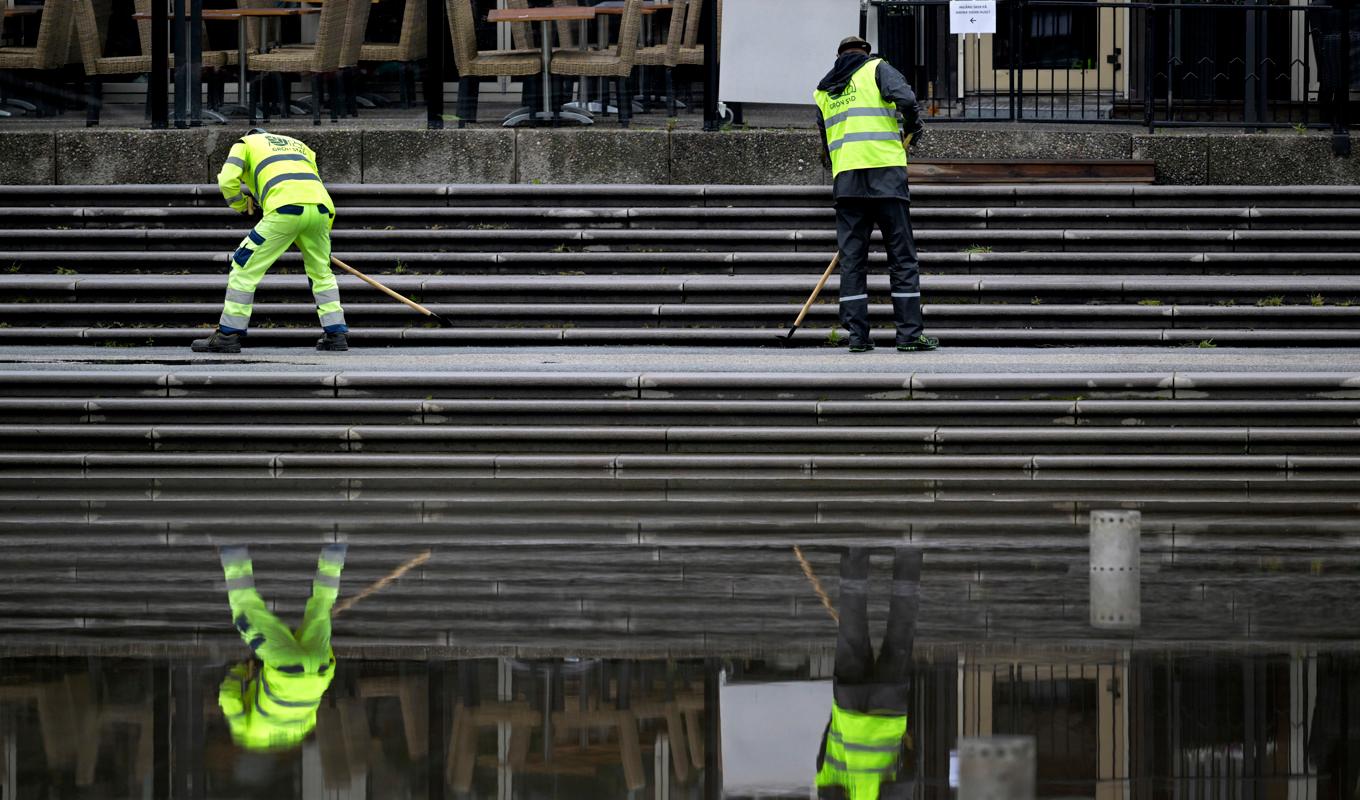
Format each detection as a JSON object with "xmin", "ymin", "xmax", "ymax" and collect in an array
[{"xmin": 904, "ymin": 125, "xmax": 925, "ymax": 150}]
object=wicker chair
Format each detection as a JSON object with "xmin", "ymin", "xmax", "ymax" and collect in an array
[
  {"xmin": 245, "ymin": 0, "xmax": 348, "ymax": 124},
  {"xmin": 359, "ymin": 0, "xmax": 426, "ymax": 107},
  {"xmin": 673, "ymin": 0, "xmax": 716, "ymax": 111},
  {"xmin": 0, "ymin": 0, "xmax": 78, "ymax": 115},
  {"xmin": 336, "ymin": 0, "xmax": 373, "ymax": 115},
  {"xmin": 549, "ymin": 0, "xmax": 641, "ymax": 126},
  {"xmin": 78, "ymin": 0, "xmax": 234, "ymax": 124},
  {"xmin": 631, "ymin": 0, "xmax": 685, "ymax": 114},
  {"xmin": 676, "ymin": 0, "xmax": 716, "ymax": 67},
  {"xmin": 446, "ymin": 0, "xmax": 541, "ymax": 127}
]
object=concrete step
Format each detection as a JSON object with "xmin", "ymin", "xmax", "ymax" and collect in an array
[
  {"xmin": 3, "ymin": 423, "xmax": 1354, "ymax": 455},
  {"xmin": 5, "ymin": 227, "xmax": 1358, "ymax": 253},
  {"xmin": 6, "ymin": 304, "xmax": 1360, "ymax": 331},
  {"xmin": 7, "ymin": 273, "xmax": 1359, "ymax": 304},
  {"xmin": 2, "ymin": 396, "xmax": 1356, "ymax": 426},
  {"xmin": 7, "ymin": 326, "xmax": 1360, "ymax": 347},
  {"xmin": 10, "ymin": 205, "xmax": 1359, "ymax": 231},
  {"xmin": 9, "ymin": 251, "xmax": 1359, "ymax": 276},
  {"xmin": 2, "ymin": 369, "xmax": 1353, "ymax": 400},
  {"xmin": 2, "ymin": 451, "xmax": 1357, "ymax": 476},
  {"xmin": 3, "ymin": 183, "xmax": 1359, "ymax": 208}
]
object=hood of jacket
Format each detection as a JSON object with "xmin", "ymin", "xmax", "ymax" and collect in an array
[{"xmin": 817, "ymin": 51, "xmax": 872, "ymax": 95}]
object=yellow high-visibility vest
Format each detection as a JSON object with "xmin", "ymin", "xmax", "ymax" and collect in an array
[
  {"xmin": 815, "ymin": 702, "xmax": 907, "ymax": 800},
  {"xmin": 813, "ymin": 58, "xmax": 908, "ymax": 178}
]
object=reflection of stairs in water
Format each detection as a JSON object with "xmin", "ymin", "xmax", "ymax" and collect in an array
[{"xmin": 1, "ymin": 477, "xmax": 1359, "ymax": 655}]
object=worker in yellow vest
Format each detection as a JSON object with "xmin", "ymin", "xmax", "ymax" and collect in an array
[
  {"xmin": 815, "ymin": 547, "xmax": 921, "ymax": 799},
  {"xmin": 193, "ymin": 129, "xmax": 348, "ymax": 354},
  {"xmin": 217, "ymin": 544, "xmax": 346, "ymax": 751},
  {"xmin": 814, "ymin": 37, "xmax": 938, "ymax": 354}
]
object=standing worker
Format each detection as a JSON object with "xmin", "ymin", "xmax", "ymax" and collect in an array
[
  {"xmin": 217, "ymin": 543, "xmax": 347, "ymax": 751},
  {"xmin": 192, "ymin": 128, "xmax": 349, "ymax": 354},
  {"xmin": 813, "ymin": 37, "xmax": 938, "ymax": 353},
  {"xmin": 815, "ymin": 547, "xmax": 921, "ymax": 798}
]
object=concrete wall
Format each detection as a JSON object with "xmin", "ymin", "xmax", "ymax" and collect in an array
[{"xmin": 1, "ymin": 126, "xmax": 1356, "ymax": 185}]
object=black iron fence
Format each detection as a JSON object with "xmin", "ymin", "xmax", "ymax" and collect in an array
[{"xmin": 873, "ymin": 0, "xmax": 1354, "ymax": 151}]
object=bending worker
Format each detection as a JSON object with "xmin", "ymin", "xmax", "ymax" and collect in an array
[
  {"xmin": 814, "ymin": 36, "xmax": 938, "ymax": 354},
  {"xmin": 193, "ymin": 128, "xmax": 349, "ymax": 354},
  {"xmin": 815, "ymin": 547, "xmax": 921, "ymax": 799},
  {"xmin": 217, "ymin": 543, "xmax": 347, "ymax": 751}
]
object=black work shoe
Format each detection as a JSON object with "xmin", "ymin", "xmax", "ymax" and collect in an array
[
  {"xmin": 896, "ymin": 334, "xmax": 940, "ymax": 352},
  {"xmin": 316, "ymin": 332, "xmax": 349, "ymax": 352},
  {"xmin": 848, "ymin": 341, "xmax": 875, "ymax": 353},
  {"xmin": 191, "ymin": 331, "xmax": 242, "ymax": 353}
]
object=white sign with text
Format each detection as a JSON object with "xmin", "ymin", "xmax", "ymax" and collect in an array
[{"xmin": 950, "ymin": 0, "xmax": 997, "ymax": 34}]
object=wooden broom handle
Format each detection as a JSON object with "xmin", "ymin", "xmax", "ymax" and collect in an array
[{"xmin": 792, "ymin": 252, "xmax": 840, "ymax": 329}]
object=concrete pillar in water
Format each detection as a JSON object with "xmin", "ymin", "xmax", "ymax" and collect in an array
[
  {"xmin": 1089, "ymin": 509, "xmax": 1141, "ymax": 629},
  {"xmin": 958, "ymin": 736, "xmax": 1036, "ymax": 800}
]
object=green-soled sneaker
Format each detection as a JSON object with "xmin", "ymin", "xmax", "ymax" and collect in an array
[
  {"xmin": 848, "ymin": 342, "xmax": 875, "ymax": 353},
  {"xmin": 897, "ymin": 334, "xmax": 940, "ymax": 352}
]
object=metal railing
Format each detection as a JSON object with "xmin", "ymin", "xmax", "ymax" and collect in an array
[{"xmin": 872, "ymin": 0, "xmax": 1353, "ymax": 153}]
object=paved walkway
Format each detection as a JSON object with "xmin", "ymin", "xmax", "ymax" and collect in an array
[{"xmin": 2, "ymin": 346, "xmax": 1358, "ymax": 374}]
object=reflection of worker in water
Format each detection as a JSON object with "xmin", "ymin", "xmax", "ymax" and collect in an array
[
  {"xmin": 217, "ymin": 544, "xmax": 347, "ymax": 751},
  {"xmin": 816, "ymin": 547, "xmax": 921, "ymax": 799}
]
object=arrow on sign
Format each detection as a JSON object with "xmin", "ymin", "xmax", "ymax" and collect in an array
[{"xmin": 969, "ymin": 16, "xmax": 977, "ymax": 21}]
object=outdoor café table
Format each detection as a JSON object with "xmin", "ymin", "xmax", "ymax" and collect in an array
[
  {"xmin": 136, "ymin": 7, "xmax": 319, "ymax": 122},
  {"xmin": 488, "ymin": 5, "xmax": 596, "ymax": 126},
  {"xmin": 274, "ymin": 0, "xmax": 378, "ymax": 47}
]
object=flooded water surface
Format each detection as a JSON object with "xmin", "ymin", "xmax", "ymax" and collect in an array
[{"xmin": 1, "ymin": 475, "xmax": 1358, "ymax": 798}]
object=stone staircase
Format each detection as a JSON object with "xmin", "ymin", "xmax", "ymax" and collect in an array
[
  {"xmin": 2, "ymin": 366, "xmax": 1359, "ymax": 475},
  {"xmin": 2, "ymin": 183, "xmax": 1359, "ymax": 346}
]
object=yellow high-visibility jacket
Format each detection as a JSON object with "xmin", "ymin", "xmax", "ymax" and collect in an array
[{"xmin": 217, "ymin": 133, "xmax": 333, "ymax": 216}]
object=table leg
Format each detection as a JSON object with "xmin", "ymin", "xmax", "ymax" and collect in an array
[
  {"xmin": 577, "ymin": 18, "xmax": 587, "ymax": 105},
  {"xmin": 595, "ymin": 15, "xmax": 607, "ymax": 113},
  {"xmin": 562, "ymin": 17, "xmax": 592, "ymax": 115},
  {"xmin": 237, "ymin": 18, "xmax": 247, "ymax": 110},
  {"xmin": 539, "ymin": 20, "xmax": 552, "ymax": 119}
]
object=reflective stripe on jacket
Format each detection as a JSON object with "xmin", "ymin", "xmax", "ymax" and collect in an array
[
  {"xmin": 218, "ymin": 133, "xmax": 334, "ymax": 216},
  {"xmin": 813, "ymin": 58, "xmax": 907, "ymax": 179},
  {"xmin": 815, "ymin": 701, "xmax": 908, "ymax": 800}
]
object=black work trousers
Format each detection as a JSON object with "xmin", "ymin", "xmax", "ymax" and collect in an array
[
  {"xmin": 832, "ymin": 547, "xmax": 921, "ymax": 714},
  {"xmin": 835, "ymin": 198, "xmax": 924, "ymax": 347}
]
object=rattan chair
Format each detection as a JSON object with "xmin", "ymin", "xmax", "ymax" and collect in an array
[
  {"xmin": 674, "ymin": 0, "xmax": 716, "ymax": 111},
  {"xmin": 677, "ymin": 0, "xmax": 718, "ymax": 67},
  {"xmin": 549, "ymin": 0, "xmax": 641, "ymax": 126},
  {"xmin": 446, "ymin": 0, "xmax": 541, "ymax": 127},
  {"xmin": 0, "ymin": 0, "xmax": 77, "ymax": 115},
  {"xmin": 359, "ymin": 0, "xmax": 426, "ymax": 107},
  {"xmin": 74, "ymin": 0, "xmax": 234, "ymax": 125},
  {"xmin": 246, "ymin": 0, "xmax": 348, "ymax": 124},
  {"xmin": 336, "ymin": 0, "xmax": 373, "ymax": 116}
]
